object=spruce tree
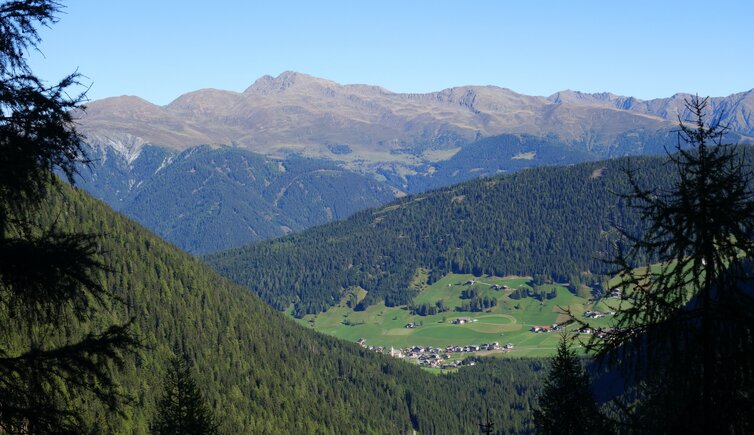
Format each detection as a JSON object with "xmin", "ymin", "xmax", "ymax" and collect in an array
[
  {"xmin": 153, "ymin": 354, "xmax": 219, "ymax": 435},
  {"xmin": 534, "ymin": 334, "xmax": 606, "ymax": 435},
  {"xmin": 0, "ymin": 1, "xmax": 138, "ymax": 432}
]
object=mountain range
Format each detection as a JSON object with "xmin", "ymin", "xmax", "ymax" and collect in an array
[
  {"xmin": 80, "ymin": 71, "xmax": 754, "ymax": 167},
  {"xmin": 74, "ymin": 73, "xmax": 753, "ymax": 253}
]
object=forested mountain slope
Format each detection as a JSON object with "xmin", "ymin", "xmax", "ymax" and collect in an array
[
  {"xmin": 76, "ymin": 132, "xmax": 751, "ymax": 256},
  {"xmin": 406, "ymin": 134, "xmax": 600, "ymax": 191},
  {"xmin": 14, "ymin": 183, "xmax": 546, "ymax": 433},
  {"xmin": 207, "ymin": 154, "xmax": 684, "ymax": 316},
  {"xmin": 75, "ymin": 143, "xmax": 398, "ymax": 254}
]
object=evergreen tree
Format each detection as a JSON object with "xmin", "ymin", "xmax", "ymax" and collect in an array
[
  {"xmin": 534, "ymin": 334, "xmax": 607, "ymax": 435},
  {"xmin": 153, "ymin": 354, "xmax": 219, "ymax": 435},
  {"xmin": 478, "ymin": 409, "xmax": 494, "ymax": 434},
  {"xmin": 0, "ymin": 1, "xmax": 138, "ymax": 432},
  {"xmin": 596, "ymin": 96, "xmax": 754, "ymax": 433}
]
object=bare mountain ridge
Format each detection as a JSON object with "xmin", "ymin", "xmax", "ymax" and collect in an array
[
  {"xmin": 549, "ymin": 88, "xmax": 754, "ymax": 135},
  {"xmin": 81, "ymin": 71, "xmax": 753, "ymax": 167}
]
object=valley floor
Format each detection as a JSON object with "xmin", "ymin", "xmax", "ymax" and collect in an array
[{"xmin": 295, "ymin": 273, "xmax": 619, "ymax": 363}]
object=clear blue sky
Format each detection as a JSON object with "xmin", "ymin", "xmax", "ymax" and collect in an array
[{"xmin": 29, "ymin": 0, "xmax": 754, "ymax": 106}]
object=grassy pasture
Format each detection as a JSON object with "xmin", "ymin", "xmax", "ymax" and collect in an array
[{"xmin": 295, "ymin": 272, "xmax": 620, "ymax": 357}]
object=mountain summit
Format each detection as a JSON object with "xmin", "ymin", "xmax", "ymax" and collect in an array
[
  {"xmin": 81, "ymin": 72, "xmax": 754, "ymax": 166},
  {"xmin": 243, "ymin": 70, "xmax": 349, "ymax": 95},
  {"xmin": 79, "ymin": 73, "xmax": 754, "ymax": 202}
]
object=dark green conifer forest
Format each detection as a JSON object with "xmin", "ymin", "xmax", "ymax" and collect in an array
[
  {"xmin": 4, "ymin": 181, "xmax": 547, "ymax": 433},
  {"xmin": 534, "ymin": 335, "xmax": 608, "ymax": 434},
  {"xmin": 153, "ymin": 354, "xmax": 219, "ymax": 434},
  {"xmin": 207, "ymin": 154, "xmax": 682, "ymax": 316},
  {"xmin": 3, "ymin": 2, "xmax": 753, "ymax": 434}
]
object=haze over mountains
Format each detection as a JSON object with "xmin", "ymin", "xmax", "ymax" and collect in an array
[{"xmin": 75, "ymin": 72, "xmax": 754, "ymax": 253}]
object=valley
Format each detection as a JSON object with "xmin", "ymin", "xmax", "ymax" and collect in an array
[
  {"xmin": 4, "ymin": 182, "xmax": 548, "ymax": 433},
  {"xmin": 297, "ymin": 273, "xmax": 619, "ymax": 362},
  {"xmin": 6, "ymin": 2, "xmax": 754, "ymax": 433}
]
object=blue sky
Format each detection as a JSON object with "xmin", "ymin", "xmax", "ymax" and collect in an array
[{"xmin": 29, "ymin": 0, "xmax": 754, "ymax": 105}]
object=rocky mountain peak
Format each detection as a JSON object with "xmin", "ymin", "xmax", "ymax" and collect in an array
[
  {"xmin": 78, "ymin": 72, "xmax": 754, "ymax": 160},
  {"xmin": 243, "ymin": 71, "xmax": 337, "ymax": 95},
  {"xmin": 165, "ymin": 88, "xmax": 242, "ymax": 114},
  {"xmin": 548, "ymin": 90, "xmax": 633, "ymax": 108}
]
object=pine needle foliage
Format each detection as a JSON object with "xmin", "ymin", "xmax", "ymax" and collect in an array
[
  {"xmin": 592, "ymin": 96, "xmax": 754, "ymax": 433},
  {"xmin": 153, "ymin": 354, "xmax": 219, "ymax": 435},
  {"xmin": 534, "ymin": 334, "xmax": 607, "ymax": 434},
  {"xmin": 0, "ymin": 1, "xmax": 138, "ymax": 432}
]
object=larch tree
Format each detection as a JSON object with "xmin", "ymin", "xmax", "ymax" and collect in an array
[
  {"xmin": 0, "ymin": 1, "xmax": 138, "ymax": 432},
  {"xmin": 592, "ymin": 95, "xmax": 754, "ymax": 433}
]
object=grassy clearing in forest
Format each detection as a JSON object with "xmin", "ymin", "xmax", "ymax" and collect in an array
[{"xmin": 296, "ymin": 272, "xmax": 618, "ymax": 358}]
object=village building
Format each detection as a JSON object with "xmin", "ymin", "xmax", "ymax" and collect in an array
[
  {"xmin": 451, "ymin": 317, "xmax": 472, "ymax": 325},
  {"xmin": 585, "ymin": 310, "xmax": 615, "ymax": 319},
  {"xmin": 362, "ymin": 340, "xmax": 516, "ymax": 365}
]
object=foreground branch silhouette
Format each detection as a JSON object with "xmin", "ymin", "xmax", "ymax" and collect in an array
[
  {"xmin": 591, "ymin": 96, "xmax": 754, "ymax": 433},
  {"xmin": 0, "ymin": 1, "xmax": 139, "ymax": 432}
]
